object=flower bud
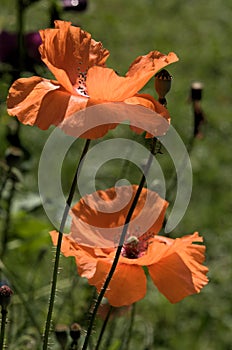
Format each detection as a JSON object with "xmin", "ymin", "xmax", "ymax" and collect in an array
[
  {"xmin": 190, "ymin": 82, "xmax": 205, "ymax": 139},
  {"xmin": 0, "ymin": 285, "xmax": 13, "ymax": 311},
  {"xmin": 190, "ymin": 81, "xmax": 203, "ymax": 101},
  {"xmin": 70, "ymin": 323, "xmax": 81, "ymax": 342},
  {"xmin": 55, "ymin": 324, "xmax": 68, "ymax": 349}
]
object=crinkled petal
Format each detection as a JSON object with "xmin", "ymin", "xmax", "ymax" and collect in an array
[
  {"xmin": 70, "ymin": 185, "xmax": 168, "ymax": 248},
  {"xmin": 147, "ymin": 233, "xmax": 209, "ymax": 303},
  {"xmin": 126, "ymin": 51, "xmax": 178, "ymax": 79},
  {"xmin": 39, "ymin": 20, "xmax": 109, "ymax": 93},
  {"xmin": 7, "ymin": 76, "xmax": 88, "ymax": 129},
  {"xmin": 89, "ymin": 260, "xmax": 147, "ymax": 306},
  {"xmin": 50, "ymin": 230, "xmax": 107, "ymax": 279},
  {"xmin": 86, "ymin": 51, "xmax": 178, "ymax": 101}
]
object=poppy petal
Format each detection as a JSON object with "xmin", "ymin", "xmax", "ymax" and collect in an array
[
  {"xmin": 7, "ymin": 76, "xmax": 88, "ymax": 129},
  {"xmin": 148, "ymin": 233, "xmax": 208, "ymax": 303},
  {"xmin": 86, "ymin": 51, "xmax": 178, "ymax": 101},
  {"xmin": 70, "ymin": 185, "xmax": 168, "ymax": 248},
  {"xmin": 39, "ymin": 20, "xmax": 109, "ymax": 93},
  {"xmin": 126, "ymin": 51, "xmax": 178, "ymax": 79},
  {"xmin": 125, "ymin": 93, "xmax": 170, "ymax": 136},
  {"xmin": 89, "ymin": 260, "xmax": 147, "ymax": 306},
  {"xmin": 62, "ymin": 98, "xmax": 170, "ymax": 139},
  {"xmin": 50, "ymin": 230, "xmax": 101, "ymax": 279},
  {"xmin": 86, "ymin": 67, "xmax": 134, "ymax": 101},
  {"xmin": 125, "ymin": 93, "xmax": 170, "ymax": 120}
]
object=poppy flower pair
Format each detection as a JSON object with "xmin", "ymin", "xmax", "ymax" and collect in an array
[
  {"xmin": 6, "ymin": 20, "xmax": 208, "ymax": 306},
  {"xmin": 7, "ymin": 20, "xmax": 178, "ymax": 139},
  {"xmin": 50, "ymin": 185, "xmax": 208, "ymax": 307}
]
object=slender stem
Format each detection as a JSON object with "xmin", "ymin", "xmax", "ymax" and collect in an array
[
  {"xmin": 43, "ymin": 138, "xmax": 91, "ymax": 350},
  {"xmin": 70, "ymin": 340, "xmax": 79, "ymax": 350},
  {"xmin": 0, "ymin": 168, "xmax": 11, "ymax": 201},
  {"xmin": 120, "ymin": 303, "xmax": 136, "ymax": 350},
  {"xmin": 1, "ymin": 175, "xmax": 16, "ymax": 259},
  {"xmin": 0, "ymin": 309, "xmax": 7, "ymax": 350},
  {"xmin": 82, "ymin": 138, "xmax": 157, "ymax": 350},
  {"xmin": 95, "ymin": 306, "xmax": 113, "ymax": 350},
  {"xmin": 102, "ymin": 317, "xmax": 116, "ymax": 350}
]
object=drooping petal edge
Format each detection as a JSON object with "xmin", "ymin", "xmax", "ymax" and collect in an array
[{"xmin": 148, "ymin": 232, "xmax": 209, "ymax": 303}]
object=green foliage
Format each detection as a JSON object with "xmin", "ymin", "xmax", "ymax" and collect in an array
[{"xmin": 1, "ymin": 0, "xmax": 232, "ymax": 349}]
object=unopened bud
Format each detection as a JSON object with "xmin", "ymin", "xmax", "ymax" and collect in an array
[
  {"xmin": 55, "ymin": 324, "xmax": 68, "ymax": 349},
  {"xmin": 190, "ymin": 82, "xmax": 205, "ymax": 139},
  {"xmin": 70, "ymin": 323, "xmax": 81, "ymax": 342},
  {"xmin": 0, "ymin": 285, "xmax": 13, "ymax": 311},
  {"xmin": 155, "ymin": 69, "xmax": 172, "ymax": 105},
  {"xmin": 190, "ymin": 81, "xmax": 203, "ymax": 101}
]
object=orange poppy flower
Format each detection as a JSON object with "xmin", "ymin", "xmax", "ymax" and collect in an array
[
  {"xmin": 50, "ymin": 185, "xmax": 208, "ymax": 307},
  {"xmin": 7, "ymin": 21, "xmax": 178, "ymax": 139}
]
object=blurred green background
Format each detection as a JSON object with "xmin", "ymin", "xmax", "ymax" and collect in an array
[{"xmin": 0, "ymin": 0, "xmax": 232, "ymax": 349}]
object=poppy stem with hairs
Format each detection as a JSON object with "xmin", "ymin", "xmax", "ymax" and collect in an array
[
  {"xmin": 0, "ymin": 308, "xmax": 7, "ymax": 350},
  {"xmin": 95, "ymin": 306, "xmax": 113, "ymax": 350},
  {"xmin": 42, "ymin": 138, "xmax": 91, "ymax": 350},
  {"xmin": 82, "ymin": 137, "xmax": 157, "ymax": 350},
  {"xmin": 0, "ymin": 285, "xmax": 13, "ymax": 350}
]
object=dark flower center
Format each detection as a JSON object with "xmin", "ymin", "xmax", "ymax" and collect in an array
[{"xmin": 121, "ymin": 235, "xmax": 149, "ymax": 259}]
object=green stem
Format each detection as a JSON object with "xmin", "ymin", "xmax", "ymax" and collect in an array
[
  {"xmin": 70, "ymin": 340, "xmax": 79, "ymax": 350},
  {"xmin": 1, "ymin": 175, "xmax": 16, "ymax": 259},
  {"xmin": 95, "ymin": 306, "xmax": 113, "ymax": 350},
  {"xmin": 42, "ymin": 138, "xmax": 91, "ymax": 350},
  {"xmin": 0, "ymin": 308, "xmax": 7, "ymax": 350},
  {"xmin": 120, "ymin": 303, "xmax": 136, "ymax": 350},
  {"xmin": 102, "ymin": 317, "xmax": 116, "ymax": 350},
  {"xmin": 0, "ymin": 259, "xmax": 42, "ymax": 337},
  {"xmin": 82, "ymin": 138, "xmax": 157, "ymax": 350}
]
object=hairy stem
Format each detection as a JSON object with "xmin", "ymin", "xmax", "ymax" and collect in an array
[
  {"xmin": 95, "ymin": 306, "xmax": 113, "ymax": 350},
  {"xmin": 0, "ymin": 309, "xmax": 7, "ymax": 350},
  {"xmin": 42, "ymin": 138, "xmax": 91, "ymax": 350},
  {"xmin": 1, "ymin": 175, "xmax": 16, "ymax": 259},
  {"xmin": 82, "ymin": 138, "xmax": 157, "ymax": 350}
]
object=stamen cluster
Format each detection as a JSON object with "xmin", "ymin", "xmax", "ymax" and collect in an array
[
  {"xmin": 121, "ymin": 235, "xmax": 151, "ymax": 259},
  {"xmin": 76, "ymin": 70, "xmax": 89, "ymax": 97}
]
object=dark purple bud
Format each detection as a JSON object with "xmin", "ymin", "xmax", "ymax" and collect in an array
[
  {"xmin": 0, "ymin": 30, "xmax": 41, "ymax": 68},
  {"xmin": 0, "ymin": 31, "xmax": 17, "ymax": 64},
  {"xmin": 25, "ymin": 32, "xmax": 42, "ymax": 63},
  {"xmin": 0, "ymin": 285, "xmax": 13, "ymax": 311}
]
